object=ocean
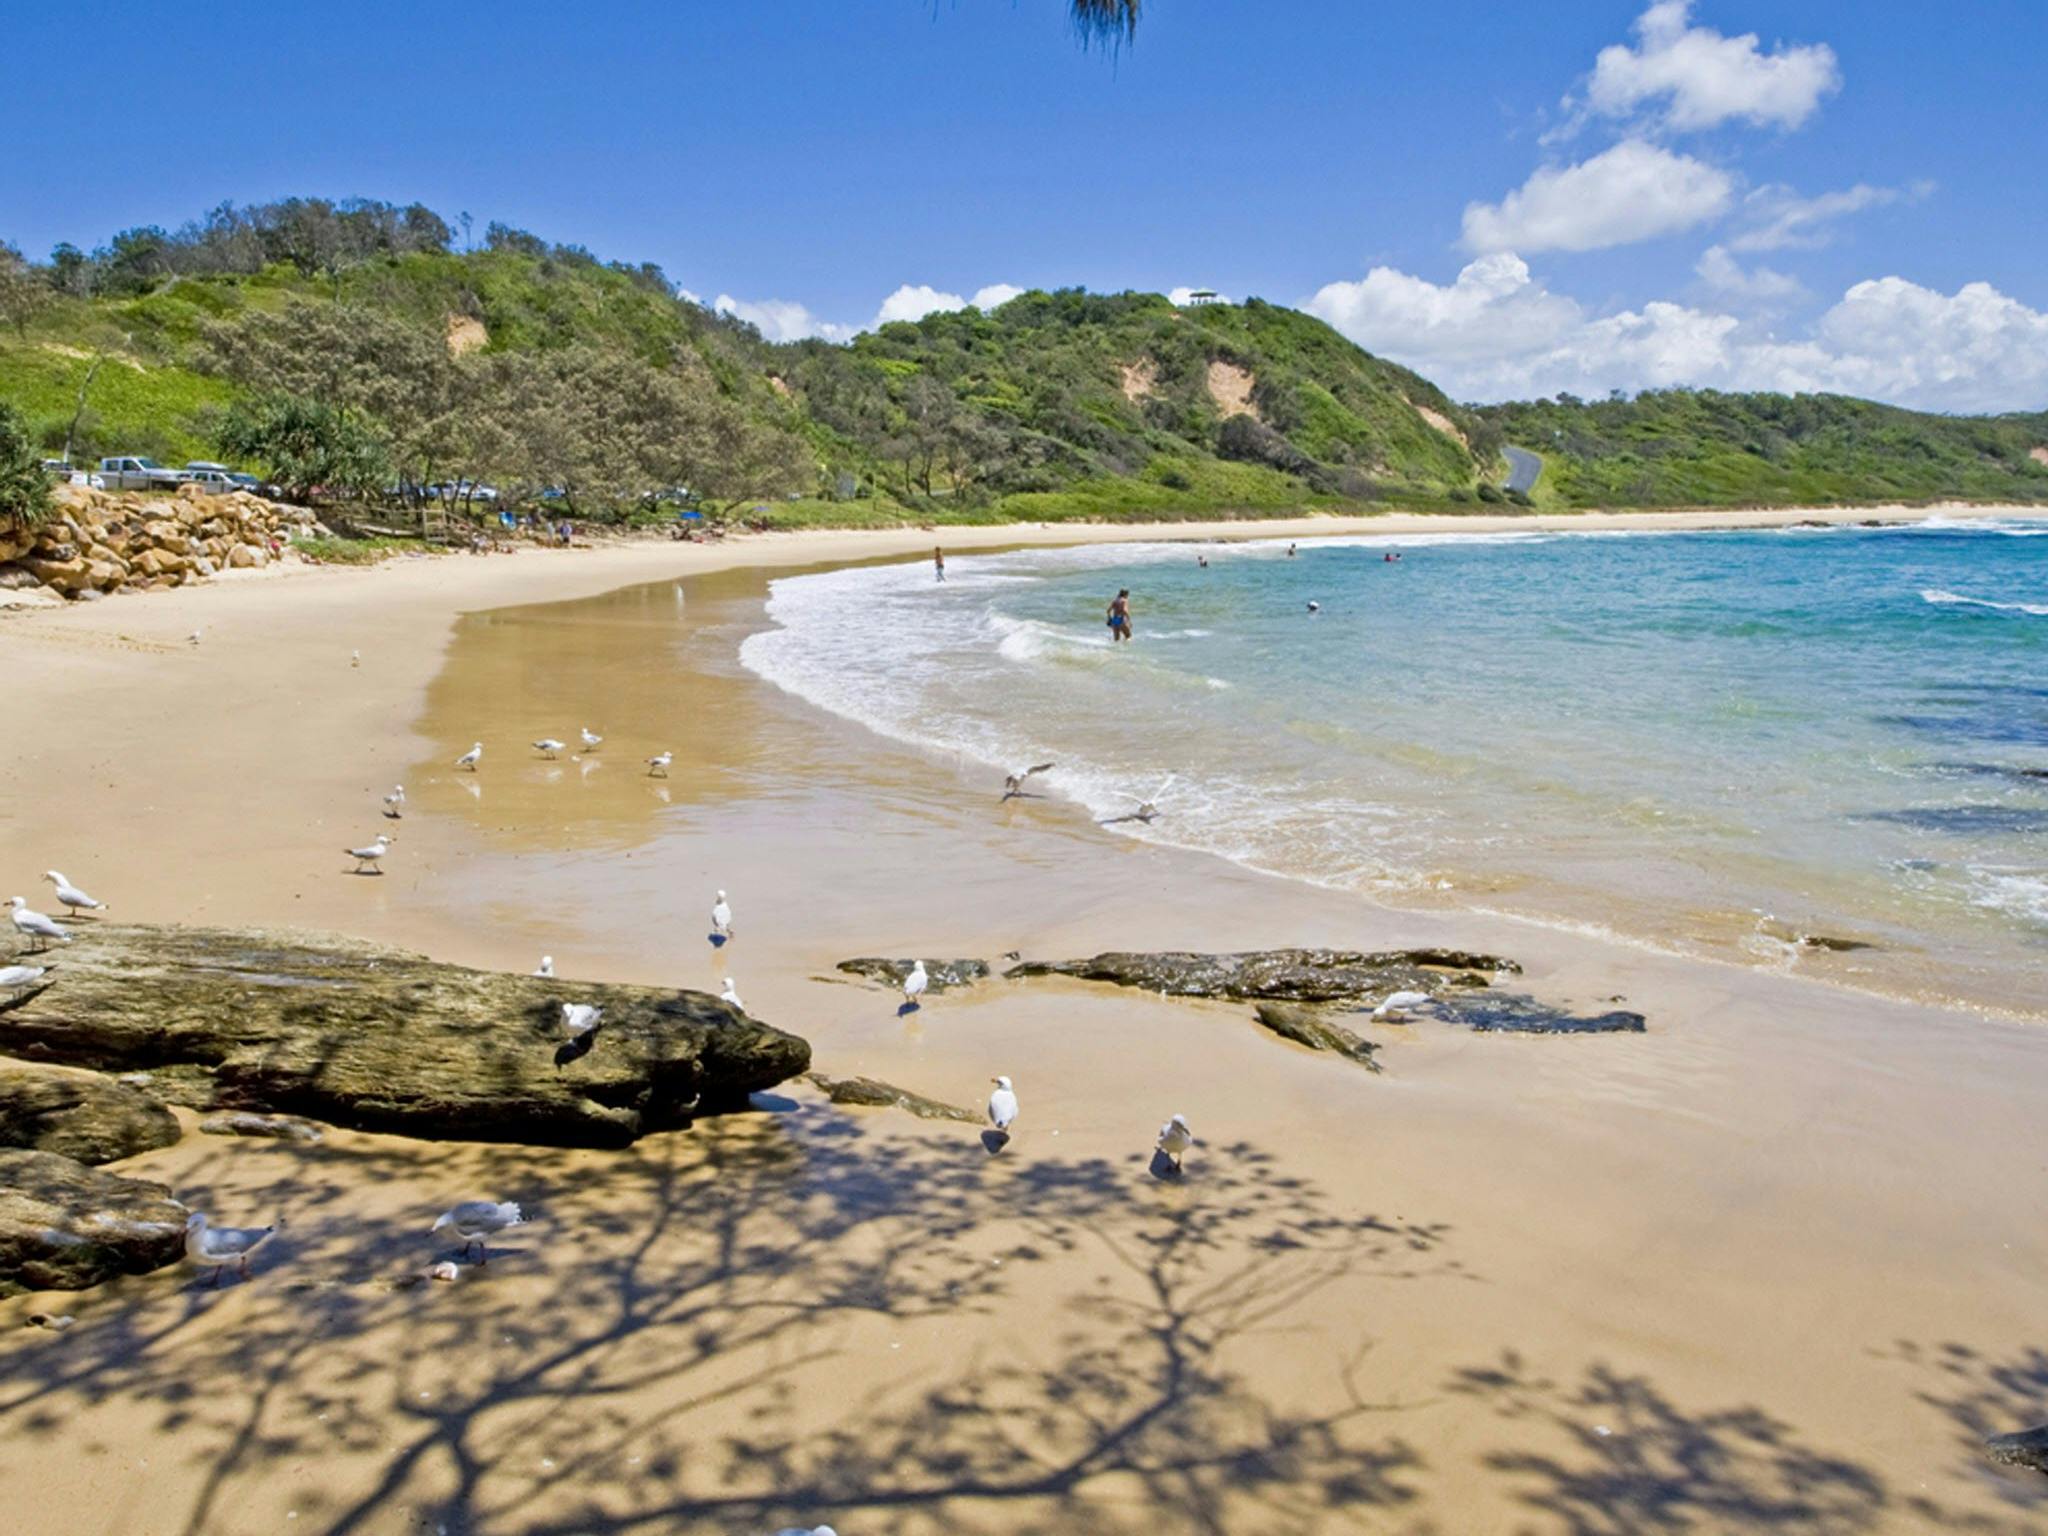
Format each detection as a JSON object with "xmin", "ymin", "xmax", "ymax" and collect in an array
[{"xmin": 741, "ymin": 517, "xmax": 2048, "ymax": 1015}]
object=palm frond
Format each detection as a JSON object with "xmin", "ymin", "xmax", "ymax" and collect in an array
[{"xmin": 1071, "ymin": 0, "xmax": 1141, "ymax": 48}]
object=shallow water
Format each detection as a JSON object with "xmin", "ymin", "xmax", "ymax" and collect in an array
[{"xmin": 742, "ymin": 517, "xmax": 2048, "ymax": 1014}]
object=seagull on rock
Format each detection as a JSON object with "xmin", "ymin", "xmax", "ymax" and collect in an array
[
  {"xmin": 8, "ymin": 897, "xmax": 70, "ymax": 952},
  {"xmin": 987, "ymin": 1075, "xmax": 1019, "ymax": 1134},
  {"xmin": 346, "ymin": 834, "xmax": 393, "ymax": 874},
  {"xmin": 534, "ymin": 955, "xmax": 555, "ymax": 978},
  {"xmin": 0, "ymin": 964, "xmax": 48, "ymax": 989},
  {"xmin": 561, "ymin": 1002, "xmax": 603, "ymax": 1039},
  {"xmin": 710, "ymin": 890, "xmax": 732, "ymax": 939},
  {"xmin": 456, "ymin": 742, "xmax": 483, "ymax": 771},
  {"xmin": 1372, "ymin": 990, "xmax": 1436, "ymax": 1023},
  {"xmin": 533, "ymin": 738, "xmax": 566, "ymax": 759},
  {"xmin": 383, "ymin": 785, "xmax": 406, "ymax": 819},
  {"xmin": 432, "ymin": 1201, "xmax": 526, "ymax": 1264},
  {"xmin": 902, "ymin": 960, "xmax": 929, "ymax": 1009},
  {"xmin": 185, "ymin": 1211, "xmax": 277, "ymax": 1285},
  {"xmin": 43, "ymin": 871, "xmax": 106, "ymax": 916},
  {"xmin": 580, "ymin": 727, "xmax": 603, "ymax": 751},
  {"xmin": 719, "ymin": 977, "xmax": 745, "ymax": 1010},
  {"xmin": 1156, "ymin": 1113, "xmax": 1194, "ymax": 1172},
  {"xmin": 646, "ymin": 751, "xmax": 672, "ymax": 777},
  {"xmin": 1003, "ymin": 763, "xmax": 1055, "ymax": 799}
]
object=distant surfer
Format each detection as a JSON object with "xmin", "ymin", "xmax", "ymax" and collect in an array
[
  {"xmin": 1287, "ymin": 543, "xmax": 1298, "ymax": 558},
  {"xmin": 1107, "ymin": 589, "xmax": 1133, "ymax": 643}
]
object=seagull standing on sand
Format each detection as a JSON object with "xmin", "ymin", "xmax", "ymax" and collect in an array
[
  {"xmin": 1003, "ymin": 763, "xmax": 1055, "ymax": 799},
  {"xmin": 187, "ymin": 627, "xmax": 203, "ymax": 647},
  {"xmin": 646, "ymin": 751, "xmax": 672, "ymax": 777},
  {"xmin": 185, "ymin": 1211, "xmax": 277, "ymax": 1285},
  {"xmin": 560, "ymin": 1002, "xmax": 603, "ymax": 1039},
  {"xmin": 1372, "ymin": 990, "xmax": 1436, "ymax": 1023},
  {"xmin": 43, "ymin": 871, "xmax": 106, "ymax": 916},
  {"xmin": 456, "ymin": 742, "xmax": 483, "ymax": 771},
  {"xmin": 346, "ymin": 834, "xmax": 393, "ymax": 873},
  {"xmin": 533, "ymin": 738, "xmax": 566, "ymax": 759},
  {"xmin": 432, "ymin": 1201, "xmax": 526, "ymax": 1264},
  {"xmin": 8, "ymin": 897, "xmax": 70, "ymax": 952},
  {"xmin": 351, "ymin": 649, "xmax": 361, "ymax": 668},
  {"xmin": 719, "ymin": 977, "xmax": 745, "ymax": 1010},
  {"xmin": 902, "ymin": 960, "xmax": 929, "ymax": 1008},
  {"xmin": 1156, "ymin": 1113, "xmax": 1194, "ymax": 1171},
  {"xmin": 383, "ymin": 785, "xmax": 406, "ymax": 819},
  {"xmin": 710, "ymin": 890, "xmax": 732, "ymax": 939},
  {"xmin": 987, "ymin": 1075, "xmax": 1019, "ymax": 1134},
  {"xmin": 0, "ymin": 964, "xmax": 48, "ymax": 989},
  {"xmin": 534, "ymin": 955, "xmax": 555, "ymax": 978},
  {"xmin": 580, "ymin": 727, "xmax": 603, "ymax": 751}
]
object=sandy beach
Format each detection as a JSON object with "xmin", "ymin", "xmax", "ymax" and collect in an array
[{"xmin": 3, "ymin": 503, "xmax": 2046, "ymax": 1536}]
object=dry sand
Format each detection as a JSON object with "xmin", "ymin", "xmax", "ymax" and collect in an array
[{"xmin": 2, "ymin": 505, "xmax": 2046, "ymax": 1535}]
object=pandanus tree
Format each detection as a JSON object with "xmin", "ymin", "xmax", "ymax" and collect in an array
[{"xmin": 1070, "ymin": 0, "xmax": 1142, "ymax": 46}]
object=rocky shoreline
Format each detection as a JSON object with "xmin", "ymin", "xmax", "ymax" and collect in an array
[{"xmin": 1, "ymin": 483, "xmax": 327, "ymax": 600}]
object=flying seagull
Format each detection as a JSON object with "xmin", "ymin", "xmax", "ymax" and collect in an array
[
  {"xmin": 456, "ymin": 742, "xmax": 483, "ymax": 771},
  {"xmin": 580, "ymin": 727, "xmax": 603, "ymax": 751},
  {"xmin": 383, "ymin": 784, "xmax": 406, "ymax": 819},
  {"xmin": 902, "ymin": 960, "xmax": 929, "ymax": 1008},
  {"xmin": 185, "ymin": 1211, "xmax": 277, "ymax": 1285},
  {"xmin": 710, "ymin": 890, "xmax": 732, "ymax": 938},
  {"xmin": 646, "ymin": 751, "xmax": 672, "ymax": 777},
  {"xmin": 43, "ymin": 871, "xmax": 106, "ymax": 916},
  {"xmin": 346, "ymin": 834, "xmax": 393, "ymax": 873},
  {"xmin": 0, "ymin": 964, "xmax": 48, "ymax": 989},
  {"xmin": 7, "ymin": 897, "xmax": 70, "ymax": 952},
  {"xmin": 719, "ymin": 977, "xmax": 745, "ymax": 1010},
  {"xmin": 1156, "ymin": 1113, "xmax": 1194, "ymax": 1172},
  {"xmin": 560, "ymin": 1002, "xmax": 604, "ymax": 1039},
  {"xmin": 534, "ymin": 955, "xmax": 555, "ymax": 978},
  {"xmin": 533, "ymin": 738, "xmax": 566, "ymax": 759},
  {"xmin": 432, "ymin": 1201, "xmax": 526, "ymax": 1265},
  {"xmin": 1003, "ymin": 763, "xmax": 1056, "ymax": 799},
  {"xmin": 987, "ymin": 1075, "xmax": 1019, "ymax": 1134}
]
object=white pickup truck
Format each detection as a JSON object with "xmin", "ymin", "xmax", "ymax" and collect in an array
[{"xmin": 97, "ymin": 455, "xmax": 185, "ymax": 491}]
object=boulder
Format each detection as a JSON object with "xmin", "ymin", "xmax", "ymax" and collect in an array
[
  {"xmin": 226, "ymin": 543, "xmax": 266, "ymax": 569},
  {"xmin": 1006, "ymin": 948, "xmax": 1520, "ymax": 1002},
  {"xmin": 0, "ymin": 924, "xmax": 811, "ymax": 1149},
  {"xmin": 804, "ymin": 1072, "xmax": 980, "ymax": 1123},
  {"xmin": 198, "ymin": 1111, "xmax": 324, "ymax": 1143},
  {"xmin": 0, "ymin": 1065, "xmax": 182, "ymax": 1163},
  {"xmin": 0, "ymin": 1149, "xmax": 189, "ymax": 1295},
  {"xmin": 1431, "ymin": 995, "xmax": 1645, "ymax": 1034},
  {"xmin": 835, "ymin": 958, "xmax": 992, "ymax": 993},
  {"xmin": 1252, "ymin": 1003, "xmax": 1381, "ymax": 1070},
  {"xmin": 1984, "ymin": 1427, "xmax": 2048, "ymax": 1478}
]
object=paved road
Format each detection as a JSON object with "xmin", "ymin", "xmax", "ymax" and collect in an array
[{"xmin": 1502, "ymin": 445, "xmax": 1543, "ymax": 494}]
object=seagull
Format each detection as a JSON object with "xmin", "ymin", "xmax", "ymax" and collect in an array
[
  {"xmin": 710, "ymin": 890, "xmax": 732, "ymax": 938},
  {"xmin": 1371, "ymin": 990, "xmax": 1436, "ymax": 1023},
  {"xmin": 1131, "ymin": 774, "xmax": 1174, "ymax": 823},
  {"xmin": 580, "ymin": 727, "xmax": 603, "ymax": 751},
  {"xmin": 7, "ymin": 897, "xmax": 70, "ymax": 952},
  {"xmin": 0, "ymin": 964, "xmax": 48, "ymax": 988},
  {"xmin": 1156, "ymin": 1113, "xmax": 1194, "ymax": 1172},
  {"xmin": 903, "ymin": 960, "xmax": 929, "ymax": 1008},
  {"xmin": 185, "ymin": 1211, "xmax": 277, "ymax": 1285},
  {"xmin": 533, "ymin": 738, "xmax": 565, "ymax": 758},
  {"xmin": 534, "ymin": 955, "xmax": 555, "ymax": 978},
  {"xmin": 987, "ymin": 1075, "xmax": 1019, "ymax": 1133},
  {"xmin": 1306, "ymin": 600, "xmax": 1321, "ymax": 614},
  {"xmin": 383, "ymin": 784, "xmax": 406, "ymax": 819},
  {"xmin": 431, "ymin": 1201, "xmax": 526, "ymax": 1265},
  {"xmin": 187, "ymin": 626, "xmax": 203, "ymax": 647},
  {"xmin": 1003, "ymin": 762, "xmax": 1056, "ymax": 799},
  {"xmin": 43, "ymin": 871, "xmax": 106, "ymax": 916},
  {"xmin": 456, "ymin": 742, "xmax": 483, "ymax": 771},
  {"xmin": 351, "ymin": 649, "xmax": 361, "ymax": 668},
  {"xmin": 346, "ymin": 834, "xmax": 393, "ymax": 873},
  {"xmin": 646, "ymin": 751, "xmax": 672, "ymax": 777},
  {"xmin": 719, "ymin": 977, "xmax": 745, "ymax": 1010},
  {"xmin": 560, "ymin": 1002, "xmax": 603, "ymax": 1039}
]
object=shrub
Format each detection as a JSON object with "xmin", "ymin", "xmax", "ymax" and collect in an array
[{"xmin": 0, "ymin": 400, "xmax": 53, "ymax": 529}]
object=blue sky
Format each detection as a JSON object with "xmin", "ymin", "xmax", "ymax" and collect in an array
[{"xmin": 4, "ymin": 1, "xmax": 2043, "ymax": 409}]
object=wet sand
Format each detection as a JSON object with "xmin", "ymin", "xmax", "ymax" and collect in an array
[{"xmin": 3, "ymin": 507, "xmax": 2046, "ymax": 1535}]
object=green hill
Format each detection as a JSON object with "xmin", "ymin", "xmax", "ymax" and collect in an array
[{"xmin": 3, "ymin": 198, "xmax": 2044, "ymax": 526}]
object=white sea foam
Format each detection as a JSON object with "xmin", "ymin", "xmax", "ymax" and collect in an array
[
  {"xmin": 1920, "ymin": 589, "xmax": 2048, "ymax": 616},
  {"xmin": 1967, "ymin": 867, "xmax": 2048, "ymax": 926}
]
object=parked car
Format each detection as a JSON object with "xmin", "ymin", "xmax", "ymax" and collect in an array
[
  {"xmin": 38, "ymin": 458, "xmax": 73, "ymax": 478},
  {"xmin": 428, "ymin": 479, "xmax": 500, "ymax": 504},
  {"xmin": 97, "ymin": 455, "xmax": 184, "ymax": 491},
  {"xmin": 183, "ymin": 461, "xmax": 262, "ymax": 492},
  {"xmin": 178, "ymin": 468, "xmax": 241, "ymax": 493}
]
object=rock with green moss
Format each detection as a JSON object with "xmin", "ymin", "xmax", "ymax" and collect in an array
[
  {"xmin": 0, "ymin": 1065, "xmax": 182, "ymax": 1164},
  {"xmin": 0, "ymin": 1149, "xmax": 188, "ymax": 1295}
]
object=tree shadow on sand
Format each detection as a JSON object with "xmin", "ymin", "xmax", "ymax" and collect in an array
[{"xmin": 0, "ymin": 1111, "xmax": 1463, "ymax": 1536}]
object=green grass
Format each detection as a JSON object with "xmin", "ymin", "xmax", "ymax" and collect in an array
[
  {"xmin": 294, "ymin": 532, "xmax": 434, "ymax": 565},
  {"xmin": 0, "ymin": 345, "xmax": 234, "ymax": 462}
]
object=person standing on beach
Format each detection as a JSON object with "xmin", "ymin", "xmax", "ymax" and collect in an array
[
  {"xmin": 1107, "ymin": 589, "xmax": 1133, "ymax": 643},
  {"xmin": 934, "ymin": 546, "xmax": 946, "ymax": 582}
]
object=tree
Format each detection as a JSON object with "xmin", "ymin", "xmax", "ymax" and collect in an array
[
  {"xmin": 0, "ymin": 401, "xmax": 54, "ymax": 530},
  {"xmin": 0, "ymin": 242, "xmax": 48, "ymax": 336},
  {"xmin": 217, "ymin": 395, "xmax": 389, "ymax": 502},
  {"xmin": 1071, "ymin": 0, "xmax": 1141, "ymax": 45}
]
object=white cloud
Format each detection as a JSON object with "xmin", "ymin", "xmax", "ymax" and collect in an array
[
  {"xmin": 873, "ymin": 283, "xmax": 966, "ymax": 326},
  {"xmin": 1579, "ymin": 1, "xmax": 1841, "ymax": 133},
  {"xmin": 711, "ymin": 294, "xmax": 854, "ymax": 344},
  {"xmin": 1306, "ymin": 255, "xmax": 2048, "ymax": 413},
  {"xmin": 1461, "ymin": 140, "xmax": 1734, "ymax": 254},
  {"xmin": 971, "ymin": 283, "xmax": 1025, "ymax": 310},
  {"xmin": 1725, "ymin": 181, "xmax": 1927, "ymax": 253},
  {"xmin": 1695, "ymin": 245, "xmax": 1803, "ymax": 306}
]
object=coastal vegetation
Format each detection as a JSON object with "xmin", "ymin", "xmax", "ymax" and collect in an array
[{"xmin": 1, "ymin": 198, "xmax": 2043, "ymax": 531}]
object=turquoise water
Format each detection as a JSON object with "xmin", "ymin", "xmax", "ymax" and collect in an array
[{"xmin": 742, "ymin": 517, "xmax": 2048, "ymax": 1013}]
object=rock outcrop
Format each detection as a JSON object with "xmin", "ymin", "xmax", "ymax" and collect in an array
[
  {"xmin": 836, "ymin": 958, "xmax": 991, "ymax": 993},
  {"xmin": 0, "ymin": 483, "xmax": 325, "ymax": 601},
  {"xmin": 0, "ymin": 1149, "xmax": 189, "ymax": 1295},
  {"xmin": 0, "ymin": 1064, "xmax": 182, "ymax": 1164},
  {"xmin": 1984, "ymin": 1426, "xmax": 2048, "ymax": 1478},
  {"xmin": 197, "ymin": 1111, "xmax": 325, "ymax": 1143},
  {"xmin": 1443, "ymin": 996, "xmax": 1646, "ymax": 1034},
  {"xmin": 1252, "ymin": 1004, "xmax": 1381, "ymax": 1070},
  {"xmin": 1006, "ymin": 948, "xmax": 1519, "ymax": 1002},
  {"xmin": 804, "ymin": 1072, "xmax": 980, "ymax": 1123},
  {"xmin": 0, "ymin": 925, "xmax": 811, "ymax": 1149}
]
